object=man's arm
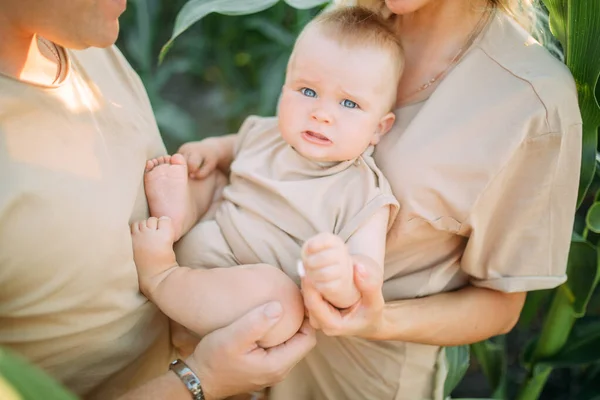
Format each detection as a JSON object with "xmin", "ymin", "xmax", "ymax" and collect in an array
[
  {"xmin": 119, "ymin": 371, "xmax": 195, "ymax": 400},
  {"xmin": 120, "ymin": 301, "xmax": 316, "ymax": 400}
]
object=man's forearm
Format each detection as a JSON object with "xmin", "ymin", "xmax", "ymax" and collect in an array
[
  {"xmin": 118, "ymin": 371, "xmax": 199, "ymax": 400},
  {"xmin": 376, "ymin": 285, "xmax": 526, "ymax": 346}
]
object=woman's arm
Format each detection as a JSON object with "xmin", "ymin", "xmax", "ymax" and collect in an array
[
  {"xmin": 302, "ymin": 262, "xmax": 526, "ymax": 346},
  {"xmin": 377, "ymin": 285, "xmax": 526, "ymax": 345}
]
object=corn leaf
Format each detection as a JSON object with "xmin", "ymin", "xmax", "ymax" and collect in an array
[
  {"xmin": 160, "ymin": 0, "xmax": 329, "ymax": 62},
  {"xmin": 542, "ymin": 0, "xmax": 600, "ymax": 205},
  {"xmin": 0, "ymin": 347, "xmax": 78, "ymax": 400},
  {"xmin": 534, "ymin": 317, "xmax": 600, "ymax": 367},
  {"xmin": 565, "ymin": 239, "xmax": 599, "ymax": 317},
  {"xmin": 444, "ymin": 345, "xmax": 470, "ymax": 398},
  {"xmin": 470, "ymin": 338, "xmax": 507, "ymax": 399},
  {"xmin": 586, "ymin": 202, "xmax": 600, "ymax": 233}
]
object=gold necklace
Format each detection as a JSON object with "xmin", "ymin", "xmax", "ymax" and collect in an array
[
  {"xmin": 398, "ymin": 7, "xmax": 494, "ymax": 103},
  {"xmin": 37, "ymin": 36, "xmax": 62, "ymax": 84}
]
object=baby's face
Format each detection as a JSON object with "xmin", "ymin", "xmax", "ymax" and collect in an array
[{"xmin": 278, "ymin": 27, "xmax": 397, "ymax": 163}]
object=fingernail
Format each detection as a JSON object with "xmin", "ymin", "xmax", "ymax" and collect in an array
[
  {"xmin": 297, "ymin": 260, "xmax": 305, "ymax": 277},
  {"xmin": 263, "ymin": 302, "xmax": 282, "ymax": 319},
  {"xmin": 159, "ymin": 216, "xmax": 170, "ymax": 220}
]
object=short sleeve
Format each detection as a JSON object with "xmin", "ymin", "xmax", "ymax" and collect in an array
[
  {"xmin": 233, "ymin": 115, "xmax": 278, "ymax": 156},
  {"xmin": 461, "ymin": 123, "xmax": 581, "ymax": 292}
]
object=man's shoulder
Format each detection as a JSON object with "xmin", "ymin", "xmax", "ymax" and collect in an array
[{"xmin": 70, "ymin": 45, "xmax": 145, "ymax": 92}]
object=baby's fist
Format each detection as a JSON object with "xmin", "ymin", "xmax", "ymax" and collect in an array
[{"xmin": 300, "ymin": 233, "xmax": 354, "ymax": 298}]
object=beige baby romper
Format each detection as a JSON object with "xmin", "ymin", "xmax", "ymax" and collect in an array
[{"xmin": 175, "ymin": 116, "xmax": 399, "ymax": 281}]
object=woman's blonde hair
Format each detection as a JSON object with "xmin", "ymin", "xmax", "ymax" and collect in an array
[{"xmin": 333, "ymin": 0, "xmax": 536, "ymax": 32}]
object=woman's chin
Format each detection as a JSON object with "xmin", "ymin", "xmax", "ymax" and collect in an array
[{"xmin": 385, "ymin": 0, "xmax": 430, "ymax": 15}]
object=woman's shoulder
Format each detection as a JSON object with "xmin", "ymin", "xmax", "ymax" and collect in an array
[{"xmin": 473, "ymin": 11, "xmax": 581, "ymax": 131}]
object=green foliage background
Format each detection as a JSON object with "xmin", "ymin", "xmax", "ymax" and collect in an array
[{"xmin": 116, "ymin": 0, "xmax": 325, "ymax": 153}]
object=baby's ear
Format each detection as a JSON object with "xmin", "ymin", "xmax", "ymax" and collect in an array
[{"xmin": 370, "ymin": 112, "xmax": 396, "ymax": 145}]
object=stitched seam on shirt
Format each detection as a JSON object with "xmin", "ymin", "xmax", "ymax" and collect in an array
[
  {"xmin": 476, "ymin": 46, "xmax": 551, "ymax": 133},
  {"xmin": 466, "ymin": 131, "xmax": 561, "ymax": 228}
]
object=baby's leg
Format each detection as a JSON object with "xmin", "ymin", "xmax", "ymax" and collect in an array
[
  {"xmin": 144, "ymin": 154, "xmax": 226, "ymax": 241},
  {"xmin": 131, "ymin": 217, "xmax": 304, "ymax": 348},
  {"xmin": 153, "ymin": 263, "xmax": 304, "ymax": 348}
]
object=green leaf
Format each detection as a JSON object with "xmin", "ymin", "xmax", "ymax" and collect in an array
[
  {"xmin": 0, "ymin": 347, "xmax": 78, "ymax": 400},
  {"xmin": 566, "ymin": 239, "xmax": 600, "ymax": 317},
  {"xmin": 245, "ymin": 16, "xmax": 296, "ymax": 47},
  {"xmin": 285, "ymin": 0, "xmax": 329, "ymax": 8},
  {"xmin": 519, "ymin": 289, "xmax": 553, "ymax": 329},
  {"xmin": 444, "ymin": 345, "xmax": 470, "ymax": 398},
  {"xmin": 535, "ymin": 317, "xmax": 600, "ymax": 367},
  {"xmin": 542, "ymin": 0, "xmax": 600, "ymax": 205},
  {"xmin": 586, "ymin": 202, "xmax": 600, "ymax": 233},
  {"xmin": 578, "ymin": 364, "xmax": 600, "ymax": 400},
  {"xmin": 160, "ymin": 0, "xmax": 280, "ymax": 62},
  {"xmin": 470, "ymin": 338, "xmax": 507, "ymax": 399},
  {"xmin": 154, "ymin": 99, "xmax": 198, "ymax": 142},
  {"xmin": 258, "ymin": 51, "xmax": 291, "ymax": 115}
]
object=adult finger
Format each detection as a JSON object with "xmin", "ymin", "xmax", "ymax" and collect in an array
[
  {"xmin": 353, "ymin": 262, "xmax": 385, "ymax": 310},
  {"xmin": 301, "ymin": 278, "xmax": 340, "ymax": 330},
  {"xmin": 262, "ymin": 319, "xmax": 316, "ymax": 373},
  {"xmin": 218, "ymin": 301, "xmax": 283, "ymax": 353}
]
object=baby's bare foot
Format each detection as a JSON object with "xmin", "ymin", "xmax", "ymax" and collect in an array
[
  {"xmin": 131, "ymin": 216, "xmax": 178, "ymax": 297},
  {"xmin": 145, "ymin": 154, "xmax": 197, "ymax": 240}
]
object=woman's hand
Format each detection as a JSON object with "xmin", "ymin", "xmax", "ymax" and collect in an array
[
  {"xmin": 301, "ymin": 262, "xmax": 386, "ymax": 340},
  {"xmin": 186, "ymin": 302, "xmax": 316, "ymax": 400}
]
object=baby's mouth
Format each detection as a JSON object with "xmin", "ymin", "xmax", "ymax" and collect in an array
[{"xmin": 302, "ymin": 130, "xmax": 332, "ymax": 145}]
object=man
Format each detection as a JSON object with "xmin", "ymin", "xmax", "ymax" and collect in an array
[{"xmin": 0, "ymin": 1, "xmax": 315, "ymax": 399}]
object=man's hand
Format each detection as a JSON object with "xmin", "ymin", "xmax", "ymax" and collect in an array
[
  {"xmin": 178, "ymin": 138, "xmax": 223, "ymax": 179},
  {"xmin": 186, "ymin": 302, "xmax": 316, "ymax": 400},
  {"xmin": 301, "ymin": 233, "xmax": 358, "ymax": 309}
]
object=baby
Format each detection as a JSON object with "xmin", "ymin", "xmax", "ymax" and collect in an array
[{"xmin": 131, "ymin": 6, "xmax": 403, "ymax": 348}]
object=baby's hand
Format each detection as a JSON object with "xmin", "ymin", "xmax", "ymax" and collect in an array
[
  {"xmin": 178, "ymin": 138, "xmax": 221, "ymax": 179},
  {"xmin": 300, "ymin": 233, "xmax": 359, "ymax": 309}
]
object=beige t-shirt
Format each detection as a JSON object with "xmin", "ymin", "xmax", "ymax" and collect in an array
[
  {"xmin": 176, "ymin": 116, "xmax": 399, "ymax": 282},
  {"xmin": 0, "ymin": 46, "xmax": 172, "ymax": 399},
  {"xmin": 376, "ymin": 12, "xmax": 582, "ymax": 301}
]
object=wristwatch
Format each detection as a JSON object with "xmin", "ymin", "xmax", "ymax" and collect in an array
[{"xmin": 169, "ymin": 359, "xmax": 205, "ymax": 400}]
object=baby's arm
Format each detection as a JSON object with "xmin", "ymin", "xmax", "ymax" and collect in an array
[
  {"xmin": 131, "ymin": 217, "xmax": 304, "ymax": 349},
  {"xmin": 301, "ymin": 206, "xmax": 389, "ymax": 309},
  {"xmin": 178, "ymin": 134, "xmax": 238, "ymax": 179}
]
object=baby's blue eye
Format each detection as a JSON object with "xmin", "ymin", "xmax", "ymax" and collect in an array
[
  {"xmin": 300, "ymin": 88, "xmax": 317, "ymax": 98},
  {"xmin": 341, "ymin": 99, "xmax": 358, "ymax": 109}
]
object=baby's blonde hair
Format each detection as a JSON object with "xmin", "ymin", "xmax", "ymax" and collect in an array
[{"xmin": 298, "ymin": 6, "xmax": 404, "ymax": 82}]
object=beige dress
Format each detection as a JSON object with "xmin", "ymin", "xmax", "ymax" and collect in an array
[
  {"xmin": 270, "ymin": 11, "xmax": 582, "ymax": 400},
  {"xmin": 0, "ymin": 47, "xmax": 173, "ymax": 399},
  {"xmin": 175, "ymin": 116, "xmax": 399, "ymax": 281}
]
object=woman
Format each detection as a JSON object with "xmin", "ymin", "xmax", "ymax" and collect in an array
[{"xmin": 270, "ymin": 0, "xmax": 582, "ymax": 398}]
